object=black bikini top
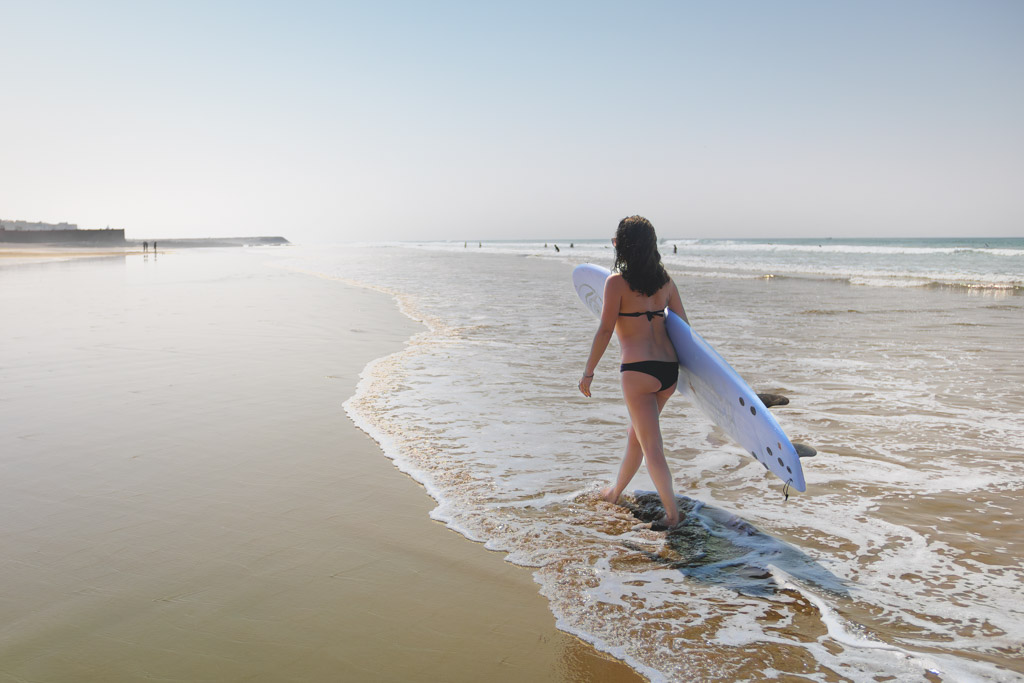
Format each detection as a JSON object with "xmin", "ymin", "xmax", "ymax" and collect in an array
[{"xmin": 619, "ymin": 309, "xmax": 665, "ymax": 321}]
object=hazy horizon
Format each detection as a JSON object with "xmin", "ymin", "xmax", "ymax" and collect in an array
[{"xmin": 2, "ymin": 1, "xmax": 1022, "ymax": 243}]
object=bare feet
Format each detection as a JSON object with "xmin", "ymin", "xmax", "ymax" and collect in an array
[
  {"xmin": 599, "ymin": 486, "xmax": 620, "ymax": 504},
  {"xmin": 650, "ymin": 515, "xmax": 680, "ymax": 532}
]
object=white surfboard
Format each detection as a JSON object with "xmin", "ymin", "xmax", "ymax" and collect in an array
[{"xmin": 573, "ymin": 263, "xmax": 806, "ymax": 493}]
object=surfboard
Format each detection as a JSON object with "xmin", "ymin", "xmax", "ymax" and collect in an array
[{"xmin": 572, "ymin": 263, "xmax": 806, "ymax": 493}]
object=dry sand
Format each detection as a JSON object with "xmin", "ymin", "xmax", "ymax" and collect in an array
[{"xmin": 0, "ymin": 250, "xmax": 642, "ymax": 682}]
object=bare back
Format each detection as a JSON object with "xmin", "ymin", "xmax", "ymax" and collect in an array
[{"xmin": 605, "ymin": 274, "xmax": 687, "ymax": 365}]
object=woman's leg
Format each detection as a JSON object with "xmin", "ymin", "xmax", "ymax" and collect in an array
[
  {"xmin": 600, "ymin": 425, "xmax": 643, "ymax": 503},
  {"xmin": 620, "ymin": 373, "xmax": 679, "ymax": 525},
  {"xmin": 602, "ymin": 378, "xmax": 676, "ymax": 504}
]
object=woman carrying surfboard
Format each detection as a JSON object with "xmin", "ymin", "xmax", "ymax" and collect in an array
[{"xmin": 578, "ymin": 216, "xmax": 688, "ymax": 529}]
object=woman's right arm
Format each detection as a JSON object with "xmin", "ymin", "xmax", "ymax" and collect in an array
[{"xmin": 579, "ymin": 276, "xmax": 620, "ymax": 397}]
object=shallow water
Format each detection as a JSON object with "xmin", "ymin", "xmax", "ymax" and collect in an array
[{"xmin": 283, "ymin": 239, "xmax": 1023, "ymax": 682}]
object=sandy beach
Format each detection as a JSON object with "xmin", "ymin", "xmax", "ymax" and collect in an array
[
  {"xmin": 0, "ymin": 245, "xmax": 138, "ymax": 266},
  {"xmin": 0, "ymin": 250, "xmax": 642, "ymax": 682}
]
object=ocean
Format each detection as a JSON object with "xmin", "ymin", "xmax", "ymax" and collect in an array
[{"xmin": 282, "ymin": 237, "xmax": 1023, "ymax": 682}]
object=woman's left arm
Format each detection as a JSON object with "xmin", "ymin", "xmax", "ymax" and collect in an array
[
  {"xmin": 667, "ymin": 279, "xmax": 689, "ymax": 324},
  {"xmin": 579, "ymin": 276, "xmax": 620, "ymax": 397}
]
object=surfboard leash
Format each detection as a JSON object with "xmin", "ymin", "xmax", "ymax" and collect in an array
[{"xmin": 783, "ymin": 479, "xmax": 793, "ymax": 501}]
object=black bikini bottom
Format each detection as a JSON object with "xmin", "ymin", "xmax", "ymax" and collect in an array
[{"xmin": 619, "ymin": 360, "xmax": 679, "ymax": 391}]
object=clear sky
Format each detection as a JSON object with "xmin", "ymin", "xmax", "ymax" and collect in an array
[{"xmin": 1, "ymin": 1, "xmax": 1022, "ymax": 242}]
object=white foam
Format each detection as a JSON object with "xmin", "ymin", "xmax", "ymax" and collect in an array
[
  {"xmin": 768, "ymin": 566, "xmax": 1014, "ymax": 682},
  {"xmin": 277, "ymin": 243, "xmax": 1024, "ymax": 683},
  {"xmin": 386, "ymin": 237, "xmax": 1024, "ymax": 290}
]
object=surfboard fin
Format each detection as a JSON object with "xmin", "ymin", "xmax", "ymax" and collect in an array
[
  {"xmin": 793, "ymin": 442, "xmax": 817, "ymax": 458},
  {"xmin": 757, "ymin": 393, "xmax": 790, "ymax": 408}
]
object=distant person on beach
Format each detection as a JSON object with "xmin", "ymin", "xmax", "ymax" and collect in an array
[
  {"xmin": 143, "ymin": 241, "xmax": 148, "ymax": 253},
  {"xmin": 153, "ymin": 241, "xmax": 157, "ymax": 252},
  {"xmin": 578, "ymin": 216, "xmax": 688, "ymax": 529}
]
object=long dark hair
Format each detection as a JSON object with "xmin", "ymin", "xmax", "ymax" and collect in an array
[{"xmin": 613, "ymin": 215, "xmax": 669, "ymax": 296}]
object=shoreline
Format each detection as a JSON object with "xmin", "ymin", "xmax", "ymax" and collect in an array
[
  {"xmin": 0, "ymin": 250, "xmax": 643, "ymax": 682},
  {"xmin": 0, "ymin": 237, "xmax": 289, "ymax": 266},
  {"xmin": 286, "ymin": 243, "xmax": 1024, "ymax": 680},
  {"xmin": 0, "ymin": 245, "xmax": 134, "ymax": 266}
]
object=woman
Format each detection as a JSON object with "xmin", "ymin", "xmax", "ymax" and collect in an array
[{"xmin": 578, "ymin": 216, "xmax": 688, "ymax": 529}]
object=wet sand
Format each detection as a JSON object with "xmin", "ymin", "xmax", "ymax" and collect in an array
[
  {"xmin": 0, "ymin": 245, "xmax": 137, "ymax": 266},
  {"xmin": 0, "ymin": 251, "xmax": 642, "ymax": 682}
]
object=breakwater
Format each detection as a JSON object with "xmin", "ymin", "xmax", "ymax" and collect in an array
[{"xmin": 127, "ymin": 236, "xmax": 289, "ymax": 248}]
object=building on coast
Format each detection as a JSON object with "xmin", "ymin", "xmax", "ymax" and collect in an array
[
  {"xmin": 0, "ymin": 218, "xmax": 124, "ymax": 245},
  {"xmin": 0, "ymin": 219, "xmax": 79, "ymax": 231}
]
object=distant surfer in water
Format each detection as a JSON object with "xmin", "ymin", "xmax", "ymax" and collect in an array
[{"xmin": 578, "ymin": 216, "xmax": 689, "ymax": 529}]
